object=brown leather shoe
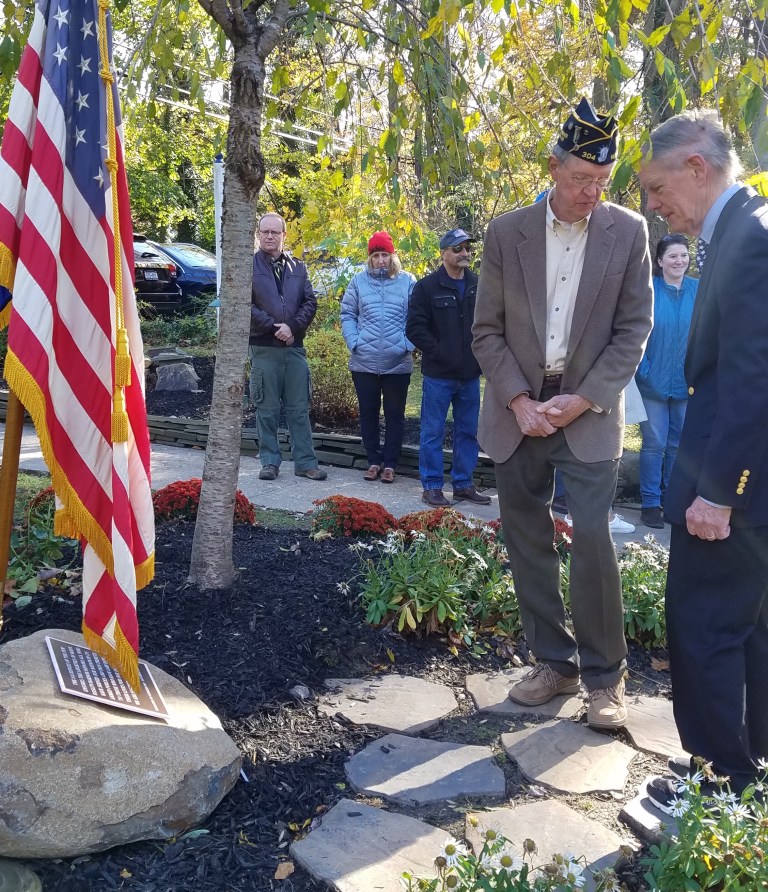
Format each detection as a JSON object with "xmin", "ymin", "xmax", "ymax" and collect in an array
[
  {"xmin": 363, "ymin": 464, "xmax": 381, "ymax": 481},
  {"xmin": 586, "ymin": 677, "xmax": 627, "ymax": 729},
  {"xmin": 380, "ymin": 467, "xmax": 396, "ymax": 483},
  {"xmin": 259, "ymin": 464, "xmax": 279, "ymax": 481},
  {"xmin": 422, "ymin": 489, "xmax": 451, "ymax": 508},
  {"xmin": 508, "ymin": 663, "xmax": 581, "ymax": 706},
  {"xmin": 452, "ymin": 485, "xmax": 492, "ymax": 505}
]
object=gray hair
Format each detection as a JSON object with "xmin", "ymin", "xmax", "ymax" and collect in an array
[
  {"xmin": 551, "ymin": 144, "xmax": 572, "ymax": 165},
  {"xmin": 646, "ymin": 112, "xmax": 742, "ymax": 180},
  {"xmin": 258, "ymin": 212, "xmax": 287, "ymax": 232}
]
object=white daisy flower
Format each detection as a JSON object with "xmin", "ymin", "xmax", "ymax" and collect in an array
[
  {"xmin": 670, "ymin": 797, "xmax": 691, "ymax": 817},
  {"xmin": 724, "ymin": 802, "xmax": 752, "ymax": 821},
  {"xmin": 336, "ymin": 581, "xmax": 351, "ymax": 595},
  {"xmin": 440, "ymin": 839, "xmax": 468, "ymax": 868},
  {"xmin": 712, "ymin": 790, "xmax": 739, "ymax": 807},
  {"xmin": 680, "ymin": 771, "xmax": 704, "ymax": 787},
  {"xmin": 757, "ymin": 757, "xmax": 768, "ymax": 771},
  {"xmin": 492, "ymin": 847, "xmax": 524, "ymax": 874}
]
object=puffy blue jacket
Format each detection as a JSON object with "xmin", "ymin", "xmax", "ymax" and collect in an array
[
  {"xmin": 341, "ymin": 268, "xmax": 415, "ymax": 375},
  {"xmin": 635, "ymin": 275, "xmax": 698, "ymax": 401}
]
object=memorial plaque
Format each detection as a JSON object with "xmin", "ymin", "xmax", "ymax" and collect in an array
[{"xmin": 46, "ymin": 636, "xmax": 170, "ymax": 720}]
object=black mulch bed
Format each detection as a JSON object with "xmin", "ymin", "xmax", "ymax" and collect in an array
[
  {"xmin": 146, "ymin": 355, "xmax": 450, "ymax": 447},
  {"xmin": 1, "ymin": 522, "xmax": 671, "ymax": 891}
]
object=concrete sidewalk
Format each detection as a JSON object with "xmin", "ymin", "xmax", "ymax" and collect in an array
[{"xmin": 5, "ymin": 422, "xmax": 670, "ymax": 547}]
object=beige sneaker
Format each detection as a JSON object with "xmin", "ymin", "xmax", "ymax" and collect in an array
[
  {"xmin": 508, "ymin": 663, "xmax": 581, "ymax": 706},
  {"xmin": 586, "ymin": 677, "xmax": 627, "ymax": 729}
]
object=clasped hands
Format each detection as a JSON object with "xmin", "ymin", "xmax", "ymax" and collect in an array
[
  {"xmin": 274, "ymin": 323, "xmax": 294, "ymax": 346},
  {"xmin": 509, "ymin": 393, "xmax": 591, "ymax": 437}
]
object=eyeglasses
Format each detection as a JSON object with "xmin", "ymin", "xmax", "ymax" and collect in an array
[
  {"xmin": 259, "ymin": 229, "xmax": 284, "ymax": 237},
  {"xmin": 449, "ymin": 244, "xmax": 473, "ymax": 254},
  {"xmin": 570, "ymin": 174, "xmax": 611, "ymax": 191}
]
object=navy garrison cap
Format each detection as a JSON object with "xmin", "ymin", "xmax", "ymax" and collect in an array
[{"xmin": 557, "ymin": 97, "xmax": 618, "ymax": 165}]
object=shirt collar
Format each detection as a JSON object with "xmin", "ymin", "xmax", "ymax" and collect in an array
[
  {"xmin": 546, "ymin": 187, "xmax": 591, "ymax": 232},
  {"xmin": 700, "ymin": 182, "xmax": 743, "ymax": 243}
]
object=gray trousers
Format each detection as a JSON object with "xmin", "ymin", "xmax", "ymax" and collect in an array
[{"xmin": 495, "ymin": 428, "xmax": 626, "ymax": 689}]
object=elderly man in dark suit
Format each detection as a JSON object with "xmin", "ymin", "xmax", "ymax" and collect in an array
[
  {"xmin": 473, "ymin": 98, "xmax": 653, "ymax": 729},
  {"xmin": 639, "ymin": 113, "xmax": 768, "ymax": 812}
]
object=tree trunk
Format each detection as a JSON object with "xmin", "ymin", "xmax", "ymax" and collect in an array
[{"xmin": 188, "ymin": 8, "xmax": 285, "ymax": 587}]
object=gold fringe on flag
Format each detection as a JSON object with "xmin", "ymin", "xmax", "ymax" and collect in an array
[
  {"xmin": 82, "ymin": 622, "xmax": 140, "ymax": 692},
  {"xmin": 6, "ymin": 350, "xmax": 115, "ymax": 576}
]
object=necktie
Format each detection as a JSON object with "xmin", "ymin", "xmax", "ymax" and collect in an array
[{"xmin": 695, "ymin": 237, "xmax": 708, "ymax": 273}]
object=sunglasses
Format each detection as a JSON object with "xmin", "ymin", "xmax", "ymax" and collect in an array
[{"xmin": 449, "ymin": 244, "xmax": 473, "ymax": 254}]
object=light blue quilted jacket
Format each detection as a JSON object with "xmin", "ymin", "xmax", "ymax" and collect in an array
[{"xmin": 340, "ymin": 268, "xmax": 415, "ymax": 375}]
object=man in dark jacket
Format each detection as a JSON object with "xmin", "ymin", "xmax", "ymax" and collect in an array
[
  {"xmin": 406, "ymin": 229, "xmax": 491, "ymax": 507},
  {"xmin": 250, "ymin": 213, "xmax": 326, "ymax": 481},
  {"xmin": 639, "ymin": 113, "xmax": 768, "ymax": 812}
]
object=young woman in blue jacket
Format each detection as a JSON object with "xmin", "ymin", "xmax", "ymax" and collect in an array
[
  {"xmin": 341, "ymin": 231, "xmax": 415, "ymax": 483},
  {"xmin": 635, "ymin": 234, "xmax": 698, "ymax": 528}
]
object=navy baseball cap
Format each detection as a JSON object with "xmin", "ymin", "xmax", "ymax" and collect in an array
[{"xmin": 440, "ymin": 228, "xmax": 476, "ymax": 250}]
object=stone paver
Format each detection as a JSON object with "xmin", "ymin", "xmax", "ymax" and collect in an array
[
  {"xmin": 290, "ymin": 799, "xmax": 452, "ymax": 892},
  {"xmin": 624, "ymin": 693, "xmax": 686, "ymax": 759},
  {"xmin": 501, "ymin": 721, "xmax": 637, "ymax": 794},
  {"xmin": 466, "ymin": 668, "xmax": 582, "ymax": 718},
  {"xmin": 345, "ymin": 733, "xmax": 505, "ymax": 806},
  {"xmin": 466, "ymin": 802, "xmax": 632, "ymax": 892},
  {"xmin": 621, "ymin": 775, "xmax": 679, "ymax": 844},
  {"xmin": 320, "ymin": 676, "xmax": 457, "ymax": 735}
]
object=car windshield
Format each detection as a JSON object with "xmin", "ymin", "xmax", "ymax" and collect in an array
[{"xmin": 165, "ymin": 244, "xmax": 217, "ymax": 268}]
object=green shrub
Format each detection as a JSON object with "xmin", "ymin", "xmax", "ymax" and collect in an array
[
  {"xmin": 619, "ymin": 537, "xmax": 668, "ymax": 648},
  {"xmin": 312, "ymin": 295, "xmax": 342, "ymax": 331},
  {"xmin": 140, "ymin": 303, "xmax": 218, "ymax": 351},
  {"xmin": 644, "ymin": 763, "xmax": 768, "ymax": 890},
  {"xmin": 304, "ymin": 327, "xmax": 358, "ymax": 427},
  {"xmin": 357, "ymin": 519, "xmax": 520, "ymax": 649}
]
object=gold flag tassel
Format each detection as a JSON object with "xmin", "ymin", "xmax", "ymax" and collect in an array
[{"xmin": 98, "ymin": 0, "xmax": 130, "ymax": 441}]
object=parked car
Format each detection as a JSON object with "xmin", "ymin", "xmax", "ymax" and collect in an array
[
  {"xmin": 304, "ymin": 252, "xmax": 358, "ymax": 299},
  {"xmin": 133, "ymin": 236, "xmax": 184, "ymax": 315},
  {"xmin": 148, "ymin": 242, "xmax": 218, "ymax": 310}
]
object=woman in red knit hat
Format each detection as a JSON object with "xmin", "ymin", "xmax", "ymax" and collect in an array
[{"xmin": 340, "ymin": 231, "xmax": 415, "ymax": 483}]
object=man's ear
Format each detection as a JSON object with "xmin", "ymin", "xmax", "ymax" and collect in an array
[{"xmin": 686, "ymin": 153, "xmax": 708, "ymax": 181}]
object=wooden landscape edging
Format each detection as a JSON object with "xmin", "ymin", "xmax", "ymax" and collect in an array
[{"xmin": 0, "ymin": 390, "xmax": 640, "ymax": 495}]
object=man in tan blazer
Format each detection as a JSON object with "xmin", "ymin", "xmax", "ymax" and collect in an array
[{"xmin": 473, "ymin": 98, "xmax": 653, "ymax": 728}]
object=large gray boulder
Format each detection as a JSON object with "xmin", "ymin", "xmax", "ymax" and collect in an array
[{"xmin": 0, "ymin": 629, "xmax": 241, "ymax": 858}]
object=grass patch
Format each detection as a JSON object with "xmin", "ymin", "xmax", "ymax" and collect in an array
[
  {"xmin": 13, "ymin": 471, "xmax": 51, "ymax": 522},
  {"xmin": 255, "ymin": 507, "xmax": 312, "ymax": 529}
]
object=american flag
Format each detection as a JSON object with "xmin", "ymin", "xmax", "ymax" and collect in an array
[{"xmin": 0, "ymin": 0, "xmax": 154, "ymax": 689}]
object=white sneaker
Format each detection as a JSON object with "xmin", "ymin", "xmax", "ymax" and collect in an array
[
  {"xmin": 609, "ymin": 513, "xmax": 635, "ymax": 534},
  {"xmin": 565, "ymin": 514, "xmax": 635, "ymax": 534}
]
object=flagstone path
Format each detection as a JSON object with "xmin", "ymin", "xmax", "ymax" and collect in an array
[{"xmin": 292, "ymin": 672, "xmax": 684, "ymax": 891}]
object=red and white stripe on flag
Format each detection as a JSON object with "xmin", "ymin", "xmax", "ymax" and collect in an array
[{"xmin": 0, "ymin": 0, "xmax": 154, "ymax": 690}]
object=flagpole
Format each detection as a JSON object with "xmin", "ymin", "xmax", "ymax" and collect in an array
[{"xmin": 0, "ymin": 391, "xmax": 25, "ymax": 623}]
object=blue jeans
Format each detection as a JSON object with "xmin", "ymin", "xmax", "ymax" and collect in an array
[
  {"xmin": 420, "ymin": 375, "xmax": 481, "ymax": 491},
  {"xmin": 639, "ymin": 396, "xmax": 687, "ymax": 508}
]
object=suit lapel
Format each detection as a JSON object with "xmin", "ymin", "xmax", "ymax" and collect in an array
[
  {"xmin": 517, "ymin": 204, "xmax": 548, "ymax": 355},
  {"xmin": 567, "ymin": 203, "xmax": 614, "ymax": 353},
  {"xmin": 687, "ymin": 187, "xmax": 756, "ymax": 350}
]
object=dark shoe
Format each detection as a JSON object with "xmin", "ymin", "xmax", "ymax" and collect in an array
[
  {"xmin": 551, "ymin": 496, "xmax": 569, "ymax": 514},
  {"xmin": 508, "ymin": 663, "xmax": 581, "ymax": 706},
  {"xmin": 452, "ymin": 485, "xmax": 492, "ymax": 505},
  {"xmin": 668, "ymin": 756, "xmax": 716, "ymax": 782},
  {"xmin": 587, "ymin": 677, "xmax": 627, "ymax": 729},
  {"xmin": 295, "ymin": 467, "xmax": 327, "ymax": 481},
  {"xmin": 380, "ymin": 467, "xmax": 396, "ymax": 483},
  {"xmin": 422, "ymin": 489, "xmax": 451, "ymax": 508},
  {"xmin": 363, "ymin": 464, "xmax": 381, "ymax": 481},
  {"xmin": 646, "ymin": 777, "xmax": 682, "ymax": 815},
  {"xmin": 641, "ymin": 506, "xmax": 664, "ymax": 529},
  {"xmin": 259, "ymin": 464, "xmax": 279, "ymax": 481}
]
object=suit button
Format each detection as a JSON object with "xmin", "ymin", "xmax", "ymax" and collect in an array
[
  {"xmin": 740, "ymin": 476, "xmax": 748, "ymax": 484},
  {"xmin": 736, "ymin": 488, "xmax": 745, "ymax": 495},
  {"xmin": 688, "ymin": 386, "xmax": 694, "ymax": 395},
  {"xmin": 743, "ymin": 469, "xmax": 751, "ymax": 476}
]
